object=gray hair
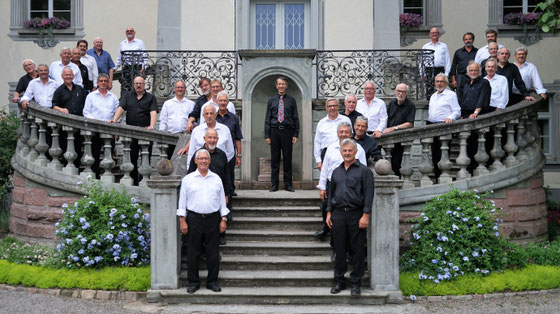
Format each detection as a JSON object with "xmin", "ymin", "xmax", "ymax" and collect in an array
[
  {"xmin": 97, "ymin": 73, "xmax": 109, "ymax": 81},
  {"xmin": 60, "ymin": 47, "xmax": 71, "ymax": 55},
  {"xmin": 217, "ymin": 90, "xmax": 229, "ymax": 101},
  {"xmin": 396, "ymin": 83, "xmax": 409, "ymax": 92},
  {"xmin": 435, "ymin": 73, "xmax": 448, "ymax": 84},
  {"xmin": 37, "ymin": 64, "xmax": 49, "ymax": 70},
  {"xmin": 466, "ymin": 61, "xmax": 481, "ymax": 76},
  {"xmin": 325, "ymin": 98, "xmax": 339, "ymax": 106},
  {"xmin": 61, "ymin": 66, "xmax": 74, "ymax": 75},
  {"xmin": 488, "ymin": 42, "xmax": 498, "ymax": 49},
  {"xmin": 22, "ymin": 59, "xmax": 34, "ymax": 66},
  {"xmin": 355, "ymin": 115, "xmax": 368, "ymax": 125},
  {"xmin": 340, "ymin": 138, "xmax": 357, "ymax": 151},
  {"xmin": 203, "ymin": 104, "xmax": 218, "ymax": 113},
  {"xmin": 337, "ymin": 121, "xmax": 352, "ymax": 132},
  {"xmin": 485, "ymin": 58, "xmax": 498, "ymax": 66},
  {"xmin": 515, "ymin": 47, "xmax": 528, "ymax": 54},
  {"xmin": 344, "ymin": 94, "xmax": 357, "ymax": 102},
  {"xmin": 195, "ymin": 148, "xmax": 210, "ymax": 160}
]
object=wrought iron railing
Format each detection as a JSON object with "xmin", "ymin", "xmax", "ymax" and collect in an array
[
  {"xmin": 121, "ymin": 50, "xmax": 239, "ymax": 99},
  {"xmin": 315, "ymin": 49, "xmax": 434, "ymax": 100}
]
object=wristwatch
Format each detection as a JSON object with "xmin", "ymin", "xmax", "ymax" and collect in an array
[
  {"xmin": 222, "ymin": 216, "xmax": 228, "ymax": 222},
  {"xmin": 395, "ymin": 125, "xmax": 399, "ymax": 130},
  {"xmin": 237, "ymin": 154, "xmax": 242, "ymax": 157}
]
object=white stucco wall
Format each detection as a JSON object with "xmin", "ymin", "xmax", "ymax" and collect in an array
[
  {"xmin": 181, "ymin": 1, "xmax": 235, "ymax": 50},
  {"xmin": 323, "ymin": 0, "xmax": 373, "ymax": 49}
]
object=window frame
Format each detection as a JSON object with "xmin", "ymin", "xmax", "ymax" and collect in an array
[{"xmin": 399, "ymin": 0, "xmax": 443, "ymax": 47}]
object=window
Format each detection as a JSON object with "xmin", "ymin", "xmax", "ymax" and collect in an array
[
  {"xmin": 252, "ymin": 2, "xmax": 308, "ymax": 49},
  {"xmin": 401, "ymin": 0, "xmax": 424, "ymax": 21},
  {"xmin": 29, "ymin": 0, "xmax": 71, "ymax": 20},
  {"xmin": 399, "ymin": 0, "xmax": 442, "ymax": 47},
  {"xmin": 503, "ymin": 0, "xmax": 539, "ymax": 15}
]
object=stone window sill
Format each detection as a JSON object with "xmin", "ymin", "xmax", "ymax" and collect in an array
[
  {"xmin": 490, "ymin": 24, "xmax": 557, "ymax": 46},
  {"xmin": 400, "ymin": 26, "xmax": 445, "ymax": 47},
  {"xmin": 9, "ymin": 27, "xmax": 84, "ymax": 49}
]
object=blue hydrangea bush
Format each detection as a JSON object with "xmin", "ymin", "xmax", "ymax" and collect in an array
[
  {"xmin": 401, "ymin": 188, "xmax": 509, "ymax": 284},
  {"xmin": 55, "ymin": 179, "xmax": 150, "ymax": 268}
]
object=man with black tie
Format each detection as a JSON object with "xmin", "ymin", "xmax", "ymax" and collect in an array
[{"xmin": 264, "ymin": 77, "xmax": 300, "ymax": 192}]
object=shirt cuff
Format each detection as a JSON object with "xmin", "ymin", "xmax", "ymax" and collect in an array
[
  {"xmin": 219, "ymin": 206, "xmax": 230, "ymax": 218},
  {"xmin": 176, "ymin": 208, "xmax": 186, "ymax": 217}
]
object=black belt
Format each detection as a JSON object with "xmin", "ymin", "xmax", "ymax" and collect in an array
[
  {"xmin": 187, "ymin": 210, "xmax": 219, "ymax": 218},
  {"xmin": 272, "ymin": 125, "xmax": 292, "ymax": 130},
  {"xmin": 335, "ymin": 207, "xmax": 361, "ymax": 212}
]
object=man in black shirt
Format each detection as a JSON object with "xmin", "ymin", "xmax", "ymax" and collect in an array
[
  {"xmin": 382, "ymin": 83, "xmax": 416, "ymax": 176},
  {"xmin": 186, "ymin": 77, "xmax": 211, "ymax": 133},
  {"xmin": 216, "ymin": 91, "xmax": 242, "ymax": 197},
  {"xmin": 71, "ymin": 48, "xmax": 93, "ymax": 92},
  {"xmin": 353, "ymin": 116, "xmax": 383, "ymax": 162},
  {"xmin": 326, "ymin": 138, "xmax": 374, "ymax": 296},
  {"xmin": 110, "ymin": 76, "xmax": 157, "ymax": 184},
  {"xmin": 450, "ymin": 32, "xmax": 478, "ymax": 90},
  {"xmin": 264, "ymin": 77, "xmax": 300, "ymax": 192},
  {"xmin": 341, "ymin": 94, "xmax": 361, "ymax": 133},
  {"xmin": 457, "ymin": 62, "xmax": 491, "ymax": 118},
  {"xmin": 497, "ymin": 47, "xmax": 536, "ymax": 107},
  {"xmin": 12, "ymin": 59, "xmax": 38, "ymax": 103}
]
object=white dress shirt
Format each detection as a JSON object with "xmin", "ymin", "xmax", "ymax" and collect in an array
[
  {"xmin": 80, "ymin": 54, "xmax": 99, "ymax": 87},
  {"xmin": 356, "ymin": 97, "xmax": 387, "ymax": 132},
  {"xmin": 115, "ymin": 38, "xmax": 147, "ymax": 70},
  {"xmin": 49, "ymin": 61, "xmax": 83, "ymax": 87},
  {"xmin": 422, "ymin": 41, "xmax": 451, "ymax": 76},
  {"xmin": 474, "ymin": 43, "xmax": 505, "ymax": 64},
  {"xmin": 428, "ymin": 89, "xmax": 461, "ymax": 123},
  {"xmin": 83, "ymin": 90, "xmax": 120, "ymax": 121},
  {"xmin": 177, "ymin": 169, "xmax": 229, "ymax": 217},
  {"xmin": 159, "ymin": 97, "xmax": 195, "ymax": 133},
  {"xmin": 186, "ymin": 122, "xmax": 235, "ymax": 169},
  {"xmin": 20, "ymin": 77, "xmax": 59, "ymax": 108},
  {"xmin": 317, "ymin": 141, "xmax": 367, "ymax": 190},
  {"xmin": 313, "ymin": 114, "xmax": 352, "ymax": 163},
  {"xmin": 199, "ymin": 99, "xmax": 236, "ymax": 123},
  {"xmin": 513, "ymin": 61, "xmax": 547, "ymax": 95},
  {"xmin": 485, "ymin": 74, "xmax": 509, "ymax": 110}
]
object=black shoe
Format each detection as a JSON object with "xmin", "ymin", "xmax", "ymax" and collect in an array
[
  {"xmin": 232, "ymin": 191, "xmax": 237, "ymax": 197},
  {"xmin": 346, "ymin": 253, "xmax": 352, "ymax": 263},
  {"xmin": 186, "ymin": 284, "xmax": 200, "ymax": 294},
  {"xmin": 331, "ymin": 252, "xmax": 336, "ymax": 262},
  {"xmin": 330, "ymin": 282, "xmax": 346, "ymax": 294},
  {"xmin": 285, "ymin": 185, "xmax": 295, "ymax": 192},
  {"xmin": 269, "ymin": 186, "xmax": 278, "ymax": 192},
  {"xmin": 219, "ymin": 237, "xmax": 227, "ymax": 245},
  {"xmin": 314, "ymin": 229, "xmax": 329, "ymax": 240},
  {"xmin": 206, "ymin": 284, "xmax": 222, "ymax": 292},
  {"xmin": 351, "ymin": 284, "xmax": 361, "ymax": 296}
]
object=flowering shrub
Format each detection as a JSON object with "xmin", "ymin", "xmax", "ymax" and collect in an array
[
  {"xmin": 401, "ymin": 189, "xmax": 510, "ymax": 284},
  {"xmin": 0, "ymin": 237, "xmax": 60, "ymax": 267},
  {"xmin": 23, "ymin": 17, "xmax": 70, "ymax": 30},
  {"xmin": 504, "ymin": 12, "xmax": 542, "ymax": 25},
  {"xmin": 56, "ymin": 179, "xmax": 150, "ymax": 268},
  {"xmin": 400, "ymin": 13, "xmax": 424, "ymax": 29}
]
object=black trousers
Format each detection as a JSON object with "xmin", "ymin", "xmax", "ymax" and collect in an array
[
  {"xmin": 331, "ymin": 209, "xmax": 366, "ymax": 285},
  {"xmin": 319, "ymin": 147, "xmax": 329, "ymax": 233},
  {"xmin": 391, "ymin": 143, "xmax": 404, "ymax": 177},
  {"xmin": 270, "ymin": 127, "xmax": 294, "ymax": 187},
  {"xmin": 426, "ymin": 121, "xmax": 442, "ymax": 178},
  {"xmin": 425, "ymin": 66, "xmax": 445, "ymax": 99},
  {"xmin": 186, "ymin": 211, "xmax": 221, "ymax": 286}
]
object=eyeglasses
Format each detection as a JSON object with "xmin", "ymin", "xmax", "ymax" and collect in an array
[
  {"xmin": 396, "ymin": 90, "xmax": 408, "ymax": 93},
  {"xmin": 196, "ymin": 157, "xmax": 210, "ymax": 161}
]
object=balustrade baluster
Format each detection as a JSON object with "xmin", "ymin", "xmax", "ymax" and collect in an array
[
  {"xmin": 120, "ymin": 137, "xmax": 134, "ymax": 186},
  {"xmin": 20, "ymin": 113, "xmax": 31, "ymax": 157},
  {"xmin": 62, "ymin": 126, "xmax": 78, "ymax": 175},
  {"xmin": 524, "ymin": 115, "xmax": 536, "ymax": 157},
  {"xmin": 27, "ymin": 117, "xmax": 39, "ymax": 162},
  {"xmin": 16, "ymin": 112, "xmax": 26, "ymax": 153},
  {"xmin": 158, "ymin": 143, "xmax": 169, "ymax": 161},
  {"xmin": 456, "ymin": 132, "xmax": 471, "ymax": 180},
  {"xmin": 516, "ymin": 118, "xmax": 528, "ymax": 161},
  {"xmin": 530, "ymin": 112, "xmax": 541, "ymax": 155},
  {"xmin": 400, "ymin": 141, "xmax": 414, "ymax": 189},
  {"xmin": 80, "ymin": 130, "xmax": 95, "ymax": 178},
  {"xmin": 489, "ymin": 123, "xmax": 506, "ymax": 172},
  {"xmin": 504, "ymin": 119, "xmax": 519, "ymax": 167},
  {"xmin": 47, "ymin": 122, "xmax": 63, "ymax": 171},
  {"xmin": 437, "ymin": 134, "xmax": 453, "ymax": 184},
  {"xmin": 138, "ymin": 140, "xmax": 154, "ymax": 186},
  {"xmin": 383, "ymin": 143, "xmax": 395, "ymax": 175},
  {"xmin": 35, "ymin": 118, "xmax": 49, "ymax": 167},
  {"xmin": 419, "ymin": 138, "xmax": 433, "ymax": 186},
  {"xmin": 99, "ymin": 133, "xmax": 115, "ymax": 183},
  {"xmin": 473, "ymin": 128, "xmax": 489, "ymax": 176}
]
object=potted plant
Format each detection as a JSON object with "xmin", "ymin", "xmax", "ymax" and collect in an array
[
  {"xmin": 400, "ymin": 13, "xmax": 424, "ymax": 35},
  {"xmin": 23, "ymin": 17, "xmax": 71, "ymax": 47}
]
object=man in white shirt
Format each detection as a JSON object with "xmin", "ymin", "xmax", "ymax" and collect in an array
[
  {"xmin": 512, "ymin": 47, "xmax": 547, "ymax": 104},
  {"xmin": 474, "ymin": 29, "xmax": 505, "ymax": 64},
  {"xmin": 177, "ymin": 149, "xmax": 229, "ymax": 294},
  {"xmin": 49, "ymin": 47, "xmax": 83, "ymax": 87},
  {"xmin": 484, "ymin": 58, "xmax": 509, "ymax": 111},
  {"xmin": 356, "ymin": 82, "xmax": 387, "ymax": 138},
  {"xmin": 315, "ymin": 122, "xmax": 366, "ymax": 241},
  {"xmin": 181, "ymin": 105, "xmax": 235, "ymax": 169},
  {"xmin": 314, "ymin": 98, "xmax": 352, "ymax": 171},
  {"xmin": 20, "ymin": 64, "xmax": 58, "ymax": 110},
  {"xmin": 115, "ymin": 27, "xmax": 147, "ymax": 94},
  {"xmin": 198, "ymin": 79, "xmax": 236, "ymax": 123},
  {"xmin": 77, "ymin": 40, "xmax": 99, "ymax": 89},
  {"xmin": 423, "ymin": 27, "xmax": 451, "ymax": 78},
  {"xmin": 159, "ymin": 80, "xmax": 195, "ymax": 158}
]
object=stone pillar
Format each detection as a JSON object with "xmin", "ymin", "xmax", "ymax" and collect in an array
[
  {"xmin": 369, "ymin": 159, "xmax": 403, "ymax": 303},
  {"xmin": 147, "ymin": 173, "xmax": 182, "ymax": 290}
]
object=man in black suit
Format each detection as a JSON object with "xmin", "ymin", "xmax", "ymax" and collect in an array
[{"xmin": 264, "ymin": 77, "xmax": 300, "ymax": 192}]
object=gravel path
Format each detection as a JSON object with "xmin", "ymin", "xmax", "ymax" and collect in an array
[{"xmin": 1, "ymin": 289, "xmax": 560, "ymax": 313}]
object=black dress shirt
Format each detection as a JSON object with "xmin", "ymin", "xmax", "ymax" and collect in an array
[
  {"xmin": 450, "ymin": 47, "xmax": 478, "ymax": 78},
  {"xmin": 188, "ymin": 94, "xmax": 211, "ymax": 122},
  {"xmin": 387, "ymin": 98, "xmax": 416, "ymax": 127},
  {"xmin": 355, "ymin": 134, "xmax": 383, "ymax": 161},
  {"xmin": 77, "ymin": 62, "xmax": 93, "ymax": 91},
  {"xmin": 457, "ymin": 76, "xmax": 491, "ymax": 116},
  {"xmin": 264, "ymin": 93, "xmax": 300, "ymax": 138},
  {"xmin": 187, "ymin": 146, "xmax": 232, "ymax": 196},
  {"xmin": 341, "ymin": 110, "xmax": 362, "ymax": 131},
  {"xmin": 497, "ymin": 61, "xmax": 529, "ymax": 99},
  {"xmin": 119, "ymin": 90, "xmax": 158, "ymax": 127},
  {"xmin": 15, "ymin": 74, "xmax": 35, "ymax": 94},
  {"xmin": 216, "ymin": 111, "xmax": 243, "ymax": 141},
  {"xmin": 51, "ymin": 83, "xmax": 87, "ymax": 116},
  {"xmin": 326, "ymin": 160, "xmax": 374, "ymax": 213}
]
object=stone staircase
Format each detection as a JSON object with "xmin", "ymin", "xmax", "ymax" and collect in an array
[{"xmin": 149, "ymin": 190, "xmax": 391, "ymax": 305}]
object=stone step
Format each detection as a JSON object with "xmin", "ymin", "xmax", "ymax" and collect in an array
[
  {"xmin": 234, "ymin": 190, "xmax": 320, "ymax": 207},
  {"xmin": 220, "ymin": 241, "xmax": 332, "ymax": 256},
  {"xmin": 184, "ymin": 255, "xmax": 334, "ymax": 271},
  {"xmin": 148, "ymin": 287, "xmax": 400, "ymax": 305},
  {"xmin": 233, "ymin": 206, "xmax": 321, "ymax": 217},
  {"xmin": 225, "ymin": 229, "xmax": 321, "ymax": 242},
  {"xmin": 229, "ymin": 217, "xmax": 323, "ymax": 231},
  {"xmin": 178, "ymin": 270, "xmax": 369, "ymax": 287}
]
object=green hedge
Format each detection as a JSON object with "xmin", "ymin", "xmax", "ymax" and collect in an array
[{"xmin": 0, "ymin": 260, "xmax": 150, "ymax": 291}]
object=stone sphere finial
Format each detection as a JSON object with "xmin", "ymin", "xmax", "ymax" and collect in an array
[
  {"xmin": 374, "ymin": 159, "xmax": 392, "ymax": 176},
  {"xmin": 157, "ymin": 159, "xmax": 174, "ymax": 176}
]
